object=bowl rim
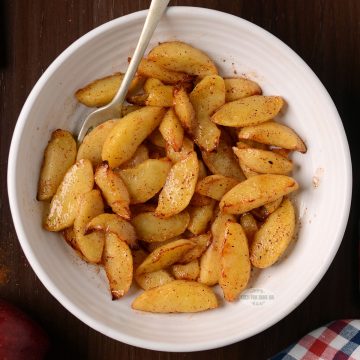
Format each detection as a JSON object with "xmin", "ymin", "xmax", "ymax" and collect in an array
[{"xmin": 7, "ymin": 6, "xmax": 352, "ymax": 352}]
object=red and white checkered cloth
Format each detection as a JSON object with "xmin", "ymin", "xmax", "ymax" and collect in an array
[{"xmin": 271, "ymin": 320, "xmax": 360, "ymax": 360}]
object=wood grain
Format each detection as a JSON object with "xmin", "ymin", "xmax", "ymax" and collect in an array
[{"xmin": 1, "ymin": 1, "xmax": 359, "ymax": 359}]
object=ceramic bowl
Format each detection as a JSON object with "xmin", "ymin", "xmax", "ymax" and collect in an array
[{"xmin": 8, "ymin": 7, "xmax": 352, "ymax": 352}]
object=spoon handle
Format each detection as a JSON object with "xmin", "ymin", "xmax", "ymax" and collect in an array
[{"xmin": 110, "ymin": 0, "xmax": 170, "ymax": 107}]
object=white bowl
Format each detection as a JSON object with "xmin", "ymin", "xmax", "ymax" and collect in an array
[{"xmin": 8, "ymin": 7, "xmax": 352, "ymax": 352}]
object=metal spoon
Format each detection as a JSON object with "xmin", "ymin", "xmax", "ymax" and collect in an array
[{"xmin": 77, "ymin": 0, "xmax": 170, "ymax": 143}]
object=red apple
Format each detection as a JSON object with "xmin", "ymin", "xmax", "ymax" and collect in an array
[{"xmin": 0, "ymin": 299, "xmax": 49, "ymax": 360}]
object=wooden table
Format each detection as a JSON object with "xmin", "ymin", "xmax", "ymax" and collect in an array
[{"xmin": 1, "ymin": 1, "xmax": 359, "ymax": 359}]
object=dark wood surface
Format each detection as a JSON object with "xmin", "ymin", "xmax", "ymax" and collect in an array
[{"xmin": 1, "ymin": 0, "xmax": 360, "ymax": 359}]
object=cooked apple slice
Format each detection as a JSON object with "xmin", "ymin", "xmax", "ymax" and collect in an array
[
  {"xmin": 77, "ymin": 120, "xmax": 117, "ymax": 167},
  {"xmin": 190, "ymin": 193, "xmax": 213, "ymax": 206},
  {"xmin": 239, "ymin": 162, "xmax": 259, "ymax": 179},
  {"xmin": 126, "ymin": 93, "xmax": 148, "ymax": 106},
  {"xmin": 220, "ymin": 174, "xmax": 299, "ymax": 215},
  {"xmin": 155, "ymin": 151, "xmax": 199, "ymax": 218},
  {"xmin": 173, "ymin": 86, "xmax": 196, "ymax": 132},
  {"xmin": 44, "ymin": 159, "xmax": 94, "ymax": 231},
  {"xmin": 135, "ymin": 270, "xmax": 174, "ymax": 290},
  {"xmin": 165, "ymin": 136, "xmax": 194, "ymax": 163},
  {"xmin": 198, "ymin": 212, "xmax": 235, "ymax": 286},
  {"xmin": 37, "ymin": 129, "xmax": 76, "ymax": 201},
  {"xmin": 263, "ymin": 197, "xmax": 284, "ymax": 215},
  {"xmin": 236, "ymin": 139, "xmax": 268, "ymax": 150},
  {"xmin": 196, "ymin": 175, "xmax": 239, "ymax": 201},
  {"xmin": 239, "ymin": 213, "xmax": 258, "ymax": 243},
  {"xmin": 144, "ymin": 237, "xmax": 182, "ymax": 253},
  {"xmin": 252, "ymin": 197, "xmax": 283, "ymax": 220},
  {"xmin": 250, "ymin": 198, "xmax": 295, "ymax": 268},
  {"xmin": 187, "ymin": 201, "xmax": 216, "ymax": 235},
  {"xmin": 121, "ymin": 104, "xmax": 143, "ymax": 117},
  {"xmin": 103, "ymin": 233, "xmax": 133, "ymax": 299},
  {"xmin": 137, "ymin": 58, "xmax": 191, "ymax": 84},
  {"xmin": 272, "ymin": 148, "xmax": 291, "ymax": 158},
  {"xmin": 145, "ymin": 81, "xmax": 174, "ymax": 107},
  {"xmin": 131, "ymin": 211, "xmax": 190, "ymax": 243},
  {"xmin": 102, "ymin": 106, "xmax": 166, "ymax": 168},
  {"xmin": 74, "ymin": 190, "xmax": 105, "ymax": 263},
  {"xmin": 135, "ymin": 239, "xmax": 196, "ymax": 275},
  {"xmin": 148, "ymin": 129, "xmax": 166, "ymax": 148},
  {"xmin": 219, "ymin": 221, "xmax": 251, "ymax": 301},
  {"xmin": 201, "ymin": 132, "xmax": 245, "ymax": 181},
  {"xmin": 179, "ymin": 232, "xmax": 212, "ymax": 264},
  {"xmin": 116, "ymin": 158, "xmax": 172, "ymax": 204},
  {"xmin": 159, "ymin": 108, "xmax": 184, "ymax": 151},
  {"xmin": 75, "ymin": 72, "xmax": 143, "ymax": 107},
  {"xmin": 95, "ymin": 162, "xmax": 130, "ymax": 219},
  {"xmin": 148, "ymin": 41, "xmax": 218, "ymax": 77},
  {"xmin": 171, "ymin": 260, "xmax": 200, "ymax": 281},
  {"xmin": 132, "ymin": 280, "xmax": 218, "ymax": 313},
  {"xmin": 62, "ymin": 227, "xmax": 79, "ymax": 252},
  {"xmin": 233, "ymin": 147, "xmax": 293, "ymax": 175},
  {"xmin": 238, "ymin": 121, "xmax": 307, "ymax": 153},
  {"xmin": 85, "ymin": 213, "xmax": 137, "ymax": 249},
  {"xmin": 144, "ymin": 78, "xmax": 163, "ymax": 92},
  {"xmin": 117, "ymin": 144, "xmax": 149, "ymax": 169},
  {"xmin": 224, "ymin": 77, "xmax": 262, "ymax": 102},
  {"xmin": 189, "ymin": 75, "xmax": 225, "ymax": 151},
  {"xmin": 212, "ymin": 95, "xmax": 284, "ymax": 127}
]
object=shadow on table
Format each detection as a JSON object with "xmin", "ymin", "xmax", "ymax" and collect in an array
[
  {"xmin": 45, "ymin": 345, "xmax": 82, "ymax": 360},
  {"xmin": 0, "ymin": 0, "xmax": 8, "ymax": 69}
]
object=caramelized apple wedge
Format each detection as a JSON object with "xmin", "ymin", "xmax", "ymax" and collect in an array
[
  {"xmin": 132, "ymin": 280, "xmax": 218, "ymax": 313},
  {"xmin": 103, "ymin": 233, "xmax": 133, "ymax": 299},
  {"xmin": 220, "ymin": 174, "xmax": 298, "ymax": 215}
]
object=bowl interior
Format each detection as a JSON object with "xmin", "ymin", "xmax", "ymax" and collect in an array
[{"xmin": 8, "ymin": 7, "xmax": 351, "ymax": 352}]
